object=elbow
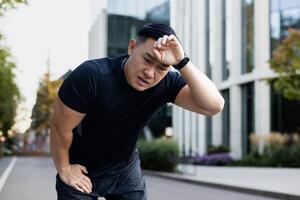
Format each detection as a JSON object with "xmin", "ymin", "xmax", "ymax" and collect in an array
[
  {"xmin": 206, "ymin": 97, "xmax": 225, "ymax": 116},
  {"xmin": 216, "ymin": 96, "xmax": 225, "ymax": 112},
  {"xmin": 49, "ymin": 117, "xmax": 58, "ymax": 135},
  {"xmin": 49, "ymin": 119, "xmax": 55, "ymax": 132}
]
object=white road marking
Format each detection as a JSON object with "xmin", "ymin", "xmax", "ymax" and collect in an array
[{"xmin": 0, "ymin": 156, "xmax": 17, "ymax": 192}]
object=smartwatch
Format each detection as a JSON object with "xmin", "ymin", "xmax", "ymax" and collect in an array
[{"xmin": 173, "ymin": 57, "xmax": 190, "ymax": 70}]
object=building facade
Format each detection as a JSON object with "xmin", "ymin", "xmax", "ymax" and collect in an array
[
  {"xmin": 89, "ymin": 0, "xmax": 300, "ymax": 159},
  {"xmin": 172, "ymin": 0, "xmax": 300, "ymax": 159},
  {"xmin": 89, "ymin": 0, "xmax": 170, "ymax": 59}
]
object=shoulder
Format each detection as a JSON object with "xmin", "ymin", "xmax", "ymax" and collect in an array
[
  {"xmin": 76, "ymin": 58, "xmax": 109, "ymax": 76},
  {"xmin": 86, "ymin": 55, "xmax": 128, "ymax": 75},
  {"xmin": 67, "ymin": 57, "xmax": 115, "ymax": 81}
]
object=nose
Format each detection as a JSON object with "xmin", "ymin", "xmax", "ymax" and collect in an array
[{"xmin": 143, "ymin": 67, "xmax": 155, "ymax": 79}]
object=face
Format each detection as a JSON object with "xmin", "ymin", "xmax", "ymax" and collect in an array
[{"xmin": 124, "ymin": 38, "xmax": 171, "ymax": 91}]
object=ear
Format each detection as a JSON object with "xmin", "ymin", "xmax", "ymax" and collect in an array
[{"xmin": 128, "ymin": 39, "xmax": 137, "ymax": 55}]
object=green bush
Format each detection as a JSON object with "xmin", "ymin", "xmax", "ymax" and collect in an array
[
  {"xmin": 268, "ymin": 145, "xmax": 300, "ymax": 167},
  {"xmin": 229, "ymin": 152, "xmax": 270, "ymax": 167},
  {"xmin": 291, "ymin": 145, "xmax": 300, "ymax": 167},
  {"xmin": 230, "ymin": 144, "xmax": 300, "ymax": 167},
  {"xmin": 137, "ymin": 138, "xmax": 179, "ymax": 172},
  {"xmin": 208, "ymin": 145, "xmax": 230, "ymax": 154},
  {"xmin": 0, "ymin": 142, "xmax": 3, "ymax": 157}
]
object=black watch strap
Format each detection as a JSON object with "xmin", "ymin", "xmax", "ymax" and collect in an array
[{"xmin": 173, "ymin": 57, "xmax": 190, "ymax": 70}]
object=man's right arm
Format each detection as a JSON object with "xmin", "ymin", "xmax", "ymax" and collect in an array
[{"xmin": 50, "ymin": 97, "xmax": 92, "ymax": 193}]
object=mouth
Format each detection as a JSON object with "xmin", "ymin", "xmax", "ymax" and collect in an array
[{"xmin": 137, "ymin": 76, "xmax": 150, "ymax": 86}]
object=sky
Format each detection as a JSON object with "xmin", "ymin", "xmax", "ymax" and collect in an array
[{"xmin": 0, "ymin": 0, "xmax": 90, "ymax": 133}]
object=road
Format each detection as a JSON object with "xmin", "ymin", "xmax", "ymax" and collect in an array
[{"xmin": 0, "ymin": 156, "xmax": 280, "ymax": 200}]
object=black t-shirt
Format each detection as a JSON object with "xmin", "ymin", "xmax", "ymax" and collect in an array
[{"xmin": 58, "ymin": 55, "xmax": 186, "ymax": 172}]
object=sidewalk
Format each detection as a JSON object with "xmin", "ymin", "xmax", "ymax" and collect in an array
[{"xmin": 143, "ymin": 164, "xmax": 300, "ymax": 200}]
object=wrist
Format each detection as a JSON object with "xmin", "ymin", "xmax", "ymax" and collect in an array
[
  {"xmin": 58, "ymin": 165, "xmax": 71, "ymax": 174},
  {"xmin": 173, "ymin": 57, "xmax": 190, "ymax": 70}
]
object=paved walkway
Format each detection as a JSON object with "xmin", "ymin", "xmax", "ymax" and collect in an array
[
  {"xmin": 144, "ymin": 164, "xmax": 300, "ymax": 200},
  {"xmin": 0, "ymin": 157, "xmax": 278, "ymax": 200}
]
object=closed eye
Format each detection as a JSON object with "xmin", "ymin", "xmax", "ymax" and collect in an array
[
  {"xmin": 158, "ymin": 66, "xmax": 168, "ymax": 71},
  {"xmin": 144, "ymin": 57, "xmax": 151, "ymax": 63}
]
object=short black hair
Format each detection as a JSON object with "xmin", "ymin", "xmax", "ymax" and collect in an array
[{"xmin": 136, "ymin": 23, "xmax": 176, "ymax": 43}]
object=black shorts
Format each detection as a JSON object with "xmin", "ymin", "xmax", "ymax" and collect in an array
[{"xmin": 55, "ymin": 150, "xmax": 147, "ymax": 200}]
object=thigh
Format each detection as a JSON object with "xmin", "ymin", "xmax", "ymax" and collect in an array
[
  {"xmin": 105, "ymin": 157, "xmax": 147, "ymax": 200},
  {"xmin": 105, "ymin": 189, "xmax": 147, "ymax": 200},
  {"xmin": 56, "ymin": 174, "xmax": 98, "ymax": 200}
]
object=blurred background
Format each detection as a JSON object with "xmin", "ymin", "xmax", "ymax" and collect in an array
[{"xmin": 0, "ymin": 0, "xmax": 300, "ymax": 199}]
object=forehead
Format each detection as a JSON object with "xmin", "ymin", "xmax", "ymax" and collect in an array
[{"xmin": 139, "ymin": 38, "xmax": 156, "ymax": 51}]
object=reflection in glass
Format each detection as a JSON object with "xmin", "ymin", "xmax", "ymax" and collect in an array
[
  {"xmin": 223, "ymin": 0, "xmax": 231, "ymax": 80},
  {"xmin": 271, "ymin": 0, "xmax": 300, "ymax": 12},
  {"xmin": 241, "ymin": 82, "xmax": 254, "ymax": 156},
  {"xmin": 221, "ymin": 89, "xmax": 230, "ymax": 148},
  {"xmin": 206, "ymin": 0, "xmax": 212, "ymax": 151},
  {"xmin": 107, "ymin": 0, "xmax": 171, "ymax": 140},
  {"xmin": 271, "ymin": 0, "xmax": 300, "ymax": 51},
  {"xmin": 270, "ymin": 1, "xmax": 300, "ymax": 135},
  {"xmin": 242, "ymin": 0, "xmax": 254, "ymax": 74},
  {"xmin": 271, "ymin": 81, "xmax": 300, "ymax": 133},
  {"xmin": 208, "ymin": 0, "xmax": 214, "ymax": 79},
  {"xmin": 270, "ymin": 12, "xmax": 280, "ymax": 51},
  {"xmin": 107, "ymin": 0, "xmax": 170, "ymax": 57}
]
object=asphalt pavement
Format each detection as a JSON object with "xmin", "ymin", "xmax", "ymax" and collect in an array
[{"xmin": 0, "ymin": 156, "xmax": 290, "ymax": 200}]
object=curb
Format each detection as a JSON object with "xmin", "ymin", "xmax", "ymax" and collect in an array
[{"xmin": 143, "ymin": 170, "xmax": 300, "ymax": 200}]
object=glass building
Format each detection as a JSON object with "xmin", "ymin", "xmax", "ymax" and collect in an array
[
  {"xmin": 270, "ymin": 0, "xmax": 300, "ymax": 133},
  {"xmin": 89, "ymin": 0, "xmax": 172, "ymax": 138},
  {"xmin": 171, "ymin": 0, "xmax": 300, "ymax": 159},
  {"xmin": 107, "ymin": 0, "xmax": 170, "ymax": 57},
  {"xmin": 89, "ymin": 0, "xmax": 300, "ymax": 159}
]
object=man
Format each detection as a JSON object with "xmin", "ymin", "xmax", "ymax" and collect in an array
[{"xmin": 50, "ymin": 23, "xmax": 224, "ymax": 200}]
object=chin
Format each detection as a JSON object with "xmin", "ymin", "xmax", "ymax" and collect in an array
[
  {"xmin": 133, "ymin": 85, "xmax": 148, "ymax": 91},
  {"xmin": 132, "ymin": 83, "xmax": 153, "ymax": 91},
  {"xmin": 130, "ymin": 79, "xmax": 152, "ymax": 91}
]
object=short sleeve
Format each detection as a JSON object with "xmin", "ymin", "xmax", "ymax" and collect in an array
[
  {"xmin": 58, "ymin": 61, "xmax": 100, "ymax": 113},
  {"xmin": 166, "ymin": 70, "xmax": 187, "ymax": 103}
]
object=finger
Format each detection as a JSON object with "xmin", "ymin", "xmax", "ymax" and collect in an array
[
  {"xmin": 167, "ymin": 34, "xmax": 176, "ymax": 41},
  {"xmin": 73, "ymin": 184, "xmax": 84, "ymax": 193},
  {"xmin": 162, "ymin": 35, "xmax": 168, "ymax": 45},
  {"xmin": 80, "ymin": 165, "xmax": 88, "ymax": 174},
  {"xmin": 157, "ymin": 37, "xmax": 163, "ymax": 48},
  {"xmin": 152, "ymin": 49, "xmax": 161, "ymax": 60},
  {"xmin": 74, "ymin": 174, "xmax": 92, "ymax": 192},
  {"xmin": 76, "ymin": 181, "xmax": 91, "ymax": 193},
  {"xmin": 81, "ymin": 175, "xmax": 93, "ymax": 189}
]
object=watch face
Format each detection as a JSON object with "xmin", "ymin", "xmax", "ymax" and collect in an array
[{"xmin": 174, "ymin": 57, "xmax": 190, "ymax": 70}]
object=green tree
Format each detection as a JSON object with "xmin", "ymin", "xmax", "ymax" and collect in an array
[
  {"xmin": 27, "ymin": 72, "xmax": 61, "ymax": 151},
  {"xmin": 0, "ymin": 0, "xmax": 26, "ymax": 145},
  {"xmin": 269, "ymin": 28, "xmax": 300, "ymax": 101},
  {"xmin": 30, "ymin": 72, "xmax": 62, "ymax": 134},
  {"xmin": 0, "ymin": 44, "xmax": 20, "ymax": 136},
  {"xmin": 0, "ymin": 0, "xmax": 27, "ymax": 16}
]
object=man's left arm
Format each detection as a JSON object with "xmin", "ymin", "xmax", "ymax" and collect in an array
[
  {"xmin": 174, "ymin": 61, "xmax": 225, "ymax": 116},
  {"xmin": 153, "ymin": 34, "xmax": 224, "ymax": 116}
]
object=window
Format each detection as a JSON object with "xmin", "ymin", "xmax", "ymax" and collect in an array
[
  {"xmin": 107, "ymin": 0, "xmax": 170, "ymax": 57},
  {"xmin": 242, "ymin": 0, "xmax": 254, "ymax": 74},
  {"xmin": 107, "ymin": 0, "xmax": 171, "ymax": 139},
  {"xmin": 223, "ymin": 1, "xmax": 231, "ymax": 80},
  {"xmin": 241, "ymin": 82, "xmax": 254, "ymax": 155},
  {"xmin": 271, "ymin": 82, "xmax": 300, "ymax": 133},
  {"xmin": 270, "ymin": 0, "xmax": 300, "ymax": 51},
  {"xmin": 221, "ymin": 89, "xmax": 230, "ymax": 147}
]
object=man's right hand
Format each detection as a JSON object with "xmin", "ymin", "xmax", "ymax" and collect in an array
[{"xmin": 58, "ymin": 164, "xmax": 93, "ymax": 193}]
